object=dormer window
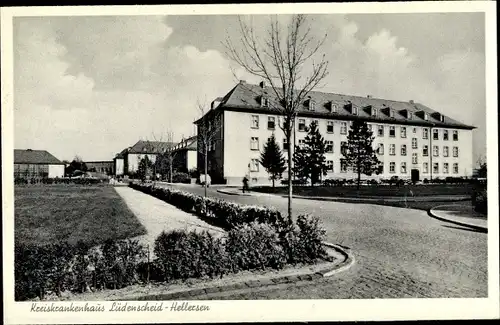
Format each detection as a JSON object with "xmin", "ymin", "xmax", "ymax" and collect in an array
[
  {"xmin": 328, "ymin": 101, "xmax": 338, "ymax": 113},
  {"xmin": 439, "ymin": 115, "xmax": 445, "ymax": 122},
  {"xmin": 309, "ymin": 100, "xmax": 315, "ymax": 111},
  {"xmin": 352, "ymin": 106, "xmax": 358, "ymax": 115},
  {"xmin": 261, "ymin": 96, "xmax": 268, "ymax": 107},
  {"xmin": 371, "ymin": 107, "xmax": 377, "ymax": 117},
  {"xmin": 389, "ymin": 109, "xmax": 395, "ymax": 118},
  {"xmin": 408, "ymin": 112, "xmax": 413, "ymax": 120},
  {"xmin": 424, "ymin": 113, "xmax": 428, "ymax": 121}
]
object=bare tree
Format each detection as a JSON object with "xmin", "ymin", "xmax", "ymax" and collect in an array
[
  {"xmin": 196, "ymin": 99, "xmax": 222, "ymax": 199},
  {"xmin": 143, "ymin": 132, "xmax": 175, "ymax": 187},
  {"xmin": 224, "ymin": 14, "xmax": 329, "ymax": 218}
]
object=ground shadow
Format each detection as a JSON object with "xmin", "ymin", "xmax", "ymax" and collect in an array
[{"xmin": 441, "ymin": 224, "xmax": 487, "ymax": 234}]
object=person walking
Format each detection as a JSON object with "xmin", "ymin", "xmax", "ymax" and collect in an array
[{"xmin": 242, "ymin": 175, "xmax": 249, "ymax": 193}]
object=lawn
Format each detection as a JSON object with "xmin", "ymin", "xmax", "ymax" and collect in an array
[
  {"xmin": 252, "ymin": 184, "xmax": 474, "ymax": 198},
  {"xmin": 15, "ymin": 184, "xmax": 147, "ymax": 247}
]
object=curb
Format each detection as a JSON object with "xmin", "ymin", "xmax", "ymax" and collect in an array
[
  {"xmin": 287, "ymin": 195, "xmax": 471, "ymax": 203},
  {"xmin": 427, "ymin": 207, "xmax": 487, "ymax": 233},
  {"xmin": 216, "ymin": 189, "xmax": 252, "ymax": 196},
  {"xmin": 117, "ymin": 242, "xmax": 354, "ymax": 301}
]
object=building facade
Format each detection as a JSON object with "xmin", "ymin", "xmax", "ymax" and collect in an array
[
  {"xmin": 85, "ymin": 161, "xmax": 114, "ymax": 175},
  {"xmin": 114, "ymin": 140, "xmax": 175, "ymax": 176},
  {"xmin": 196, "ymin": 81, "xmax": 475, "ymax": 185},
  {"xmin": 171, "ymin": 136, "xmax": 197, "ymax": 173},
  {"xmin": 14, "ymin": 149, "xmax": 65, "ymax": 178}
]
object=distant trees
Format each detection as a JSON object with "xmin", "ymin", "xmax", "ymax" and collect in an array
[
  {"xmin": 342, "ymin": 120, "xmax": 381, "ymax": 189},
  {"xmin": 292, "ymin": 121, "xmax": 328, "ymax": 185},
  {"xmin": 259, "ymin": 134, "xmax": 286, "ymax": 188},
  {"xmin": 65, "ymin": 156, "xmax": 88, "ymax": 176}
]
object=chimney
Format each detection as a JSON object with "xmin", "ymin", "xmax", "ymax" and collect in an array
[
  {"xmin": 367, "ymin": 95, "xmax": 372, "ymax": 98},
  {"xmin": 259, "ymin": 81, "xmax": 266, "ymax": 88},
  {"xmin": 409, "ymin": 99, "xmax": 414, "ymax": 104},
  {"xmin": 27, "ymin": 149, "xmax": 32, "ymax": 151}
]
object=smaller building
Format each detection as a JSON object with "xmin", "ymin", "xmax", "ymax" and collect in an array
[
  {"xmin": 114, "ymin": 140, "xmax": 175, "ymax": 177},
  {"xmin": 85, "ymin": 160, "xmax": 115, "ymax": 175},
  {"xmin": 172, "ymin": 136, "xmax": 198, "ymax": 173},
  {"xmin": 14, "ymin": 149, "xmax": 65, "ymax": 178}
]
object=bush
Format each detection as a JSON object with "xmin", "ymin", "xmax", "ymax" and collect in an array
[
  {"xmin": 154, "ymin": 230, "xmax": 228, "ymax": 281},
  {"xmin": 14, "ymin": 177, "xmax": 102, "ymax": 186},
  {"xmin": 472, "ymin": 187, "xmax": 487, "ymax": 214},
  {"xmin": 226, "ymin": 222, "xmax": 286, "ymax": 272},
  {"xmin": 172, "ymin": 172, "xmax": 191, "ymax": 184}
]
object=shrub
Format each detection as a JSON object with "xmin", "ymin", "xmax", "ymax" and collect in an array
[
  {"xmin": 226, "ymin": 222, "xmax": 286, "ymax": 272},
  {"xmin": 472, "ymin": 187, "xmax": 487, "ymax": 214},
  {"xmin": 154, "ymin": 230, "xmax": 228, "ymax": 281}
]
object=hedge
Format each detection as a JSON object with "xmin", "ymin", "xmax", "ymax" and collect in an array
[
  {"xmin": 129, "ymin": 182, "xmax": 292, "ymax": 232},
  {"xmin": 14, "ymin": 177, "xmax": 103, "ymax": 186}
]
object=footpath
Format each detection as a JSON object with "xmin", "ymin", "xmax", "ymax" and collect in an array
[
  {"xmin": 114, "ymin": 186, "xmax": 225, "ymax": 257},
  {"xmin": 428, "ymin": 204, "xmax": 487, "ymax": 232}
]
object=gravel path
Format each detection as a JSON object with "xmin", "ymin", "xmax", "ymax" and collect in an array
[
  {"xmin": 166, "ymin": 183, "xmax": 488, "ymax": 299},
  {"xmin": 114, "ymin": 186, "xmax": 225, "ymax": 257}
]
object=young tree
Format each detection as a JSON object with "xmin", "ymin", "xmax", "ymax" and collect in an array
[
  {"xmin": 137, "ymin": 156, "xmax": 153, "ymax": 182},
  {"xmin": 196, "ymin": 99, "xmax": 222, "ymax": 199},
  {"xmin": 292, "ymin": 121, "xmax": 328, "ymax": 185},
  {"xmin": 259, "ymin": 134, "xmax": 286, "ymax": 188},
  {"xmin": 224, "ymin": 14, "xmax": 329, "ymax": 218},
  {"xmin": 153, "ymin": 131, "xmax": 177, "ymax": 185},
  {"xmin": 342, "ymin": 120, "xmax": 381, "ymax": 189}
]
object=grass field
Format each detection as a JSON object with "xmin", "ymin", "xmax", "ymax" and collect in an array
[
  {"xmin": 253, "ymin": 184, "xmax": 474, "ymax": 198},
  {"xmin": 15, "ymin": 185, "xmax": 146, "ymax": 246}
]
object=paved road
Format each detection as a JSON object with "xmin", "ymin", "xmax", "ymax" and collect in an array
[{"xmin": 160, "ymin": 183, "xmax": 487, "ymax": 299}]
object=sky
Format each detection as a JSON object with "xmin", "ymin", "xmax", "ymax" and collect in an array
[{"xmin": 13, "ymin": 13, "xmax": 486, "ymax": 163}]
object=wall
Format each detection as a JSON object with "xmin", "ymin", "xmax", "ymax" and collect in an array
[
  {"xmin": 187, "ymin": 150, "xmax": 197, "ymax": 171},
  {"xmin": 115, "ymin": 159, "xmax": 124, "ymax": 176},
  {"xmin": 222, "ymin": 110, "xmax": 475, "ymax": 185},
  {"xmin": 48, "ymin": 164, "xmax": 65, "ymax": 178}
]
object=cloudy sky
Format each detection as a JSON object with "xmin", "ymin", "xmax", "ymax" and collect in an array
[{"xmin": 13, "ymin": 13, "xmax": 486, "ymax": 163}]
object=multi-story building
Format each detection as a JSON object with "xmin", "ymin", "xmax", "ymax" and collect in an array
[
  {"xmin": 195, "ymin": 80, "xmax": 475, "ymax": 185},
  {"xmin": 171, "ymin": 136, "xmax": 197, "ymax": 173},
  {"xmin": 14, "ymin": 149, "xmax": 65, "ymax": 178},
  {"xmin": 113, "ymin": 140, "xmax": 174, "ymax": 177},
  {"xmin": 85, "ymin": 160, "xmax": 115, "ymax": 175}
]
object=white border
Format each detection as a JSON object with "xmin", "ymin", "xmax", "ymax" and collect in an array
[{"xmin": 2, "ymin": 2, "xmax": 498, "ymax": 324}]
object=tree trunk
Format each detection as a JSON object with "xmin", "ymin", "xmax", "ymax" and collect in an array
[
  {"xmin": 272, "ymin": 177, "xmax": 275, "ymax": 189},
  {"xmin": 169, "ymin": 158, "xmax": 173, "ymax": 183},
  {"xmin": 287, "ymin": 134, "xmax": 293, "ymax": 219},
  {"xmin": 204, "ymin": 147, "xmax": 208, "ymax": 199}
]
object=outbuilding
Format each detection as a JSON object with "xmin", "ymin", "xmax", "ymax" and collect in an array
[{"xmin": 14, "ymin": 149, "xmax": 65, "ymax": 178}]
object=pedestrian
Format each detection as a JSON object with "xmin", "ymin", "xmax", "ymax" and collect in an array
[{"xmin": 242, "ymin": 175, "xmax": 249, "ymax": 193}]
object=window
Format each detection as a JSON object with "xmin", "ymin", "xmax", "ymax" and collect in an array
[
  {"xmin": 340, "ymin": 122, "xmax": 348, "ymax": 134},
  {"xmin": 453, "ymin": 130, "xmax": 458, "ymax": 141},
  {"xmin": 372, "ymin": 108, "xmax": 378, "ymax": 117},
  {"xmin": 423, "ymin": 145, "xmax": 429, "ymax": 156},
  {"xmin": 412, "ymin": 138, "xmax": 418, "ymax": 149},
  {"xmin": 443, "ymin": 130, "xmax": 449, "ymax": 141},
  {"xmin": 309, "ymin": 100, "xmax": 315, "ymax": 111},
  {"xmin": 268, "ymin": 116, "xmax": 275, "ymax": 130},
  {"xmin": 443, "ymin": 146, "xmax": 449, "ymax": 157},
  {"xmin": 331, "ymin": 103, "xmax": 338, "ymax": 113},
  {"xmin": 250, "ymin": 159, "xmax": 259, "ymax": 172},
  {"xmin": 433, "ymin": 129, "xmax": 439, "ymax": 140},
  {"xmin": 251, "ymin": 115, "xmax": 259, "ymax": 129},
  {"xmin": 424, "ymin": 112, "xmax": 429, "ymax": 121},
  {"xmin": 453, "ymin": 163, "xmax": 459, "ymax": 174},
  {"xmin": 389, "ymin": 144, "xmax": 396, "ymax": 156},
  {"xmin": 283, "ymin": 138, "xmax": 288, "ymax": 151},
  {"xmin": 433, "ymin": 163, "xmax": 439, "ymax": 174},
  {"xmin": 327, "ymin": 121, "xmax": 334, "ymax": 133},
  {"xmin": 401, "ymin": 145, "xmax": 407, "ymax": 156},
  {"xmin": 401, "ymin": 162, "xmax": 407, "ymax": 174},
  {"xmin": 250, "ymin": 137, "xmax": 259, "ymax": 150},
  {"xmin": 389, "ymin": 162, "xmax": 396, "ymax": 173},
  {"xmin": 443, "ymin": 163, "xmax": 449, "ymax": 174},
  {"xmin": 341, "ymin": 141, "xmax": 347, "ymax": 155},
  {"xmin": 453, "ymin": 146, "xmax": 459, "ymax": 157},
  {"xmin": 389, "ymin": 109, "xmax": 395, "ymax": 118},
  {"xmin": 413, "ymin": 127, "xmax": 417, "ymax": 134},
  {"xmin": 423, "ymin": 128, "xmax": 429, "ymax": 139},
  {"xmin": 340, "ymin": 159, "xmax": 347, "ymax": 173},
  {"xmin": 326, "ymin": 141, "xmax": 334, "ymax": 153},
  {"xmin": 423, "ymin": 162, "xmax": 429, "ymax": 174},
  {"xmin": 400, "ymin": 127, "xmax": 407, "ymax": 138},
  {"xmin": 377, "ymin": 143, "xmax": 384, "ymax": 155},
  {"xmin": 352, "ymin": 106, "xmax": 358, "ymax": 115},
  {"xmin": 408, "ymin": 112, "xmax": 413, "ymax": 120},
  {"xmin": 326, "ymin": 160, "xmax": 334, "ymax": 171},
  {"xmin": 412, "ymin": 152, "xmax": 418, "ymax": 164},
  {"xmin": 298, "ymin": 139, "xmax": 305, "ymax": 147},
  {"xmin": 261, "ymin": 96, "xmax": 268, "ymax": 107},
  {"xmin": 367, "ymin": 124, "xmax": 372, "ymax": 131},
  {"xmin": 389, "ymin": 126, "xmax": 396, "ymax": 137},
  {"xmin": 377, "ymin": 125, "xmax": 384, "ymax": 137},
  {"xmin": 433, "ymin": 145, "xmax": 439, "ymax": 157},
  {"xmin": 298, "ymin": 119, "xmax": 306, "ymax": 131}
]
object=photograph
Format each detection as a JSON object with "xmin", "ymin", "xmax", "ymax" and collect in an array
[{"xmin": 2, "ymin": 2, "xmax": 498, "ymax": 324}]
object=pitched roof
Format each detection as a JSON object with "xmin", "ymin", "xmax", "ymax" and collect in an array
[
  {"xmin": 14, "ymin": 149, "xmax": 64, "ymax": 165},
  {"xmin": 173, "ymin": 136, "xmax": 197, "ymax": 152},
  {"xmin": 205, "ymin": 81, "xmax": 475, "ymax": 129},
  {"xmin": 128, "ymin": 140, "xmax": 175, "ymax": 154}
]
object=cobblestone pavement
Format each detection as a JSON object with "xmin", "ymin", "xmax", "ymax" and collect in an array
[{"xmin": 163, "ymin": 184, "xmax": 488, "ymax": 299}]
